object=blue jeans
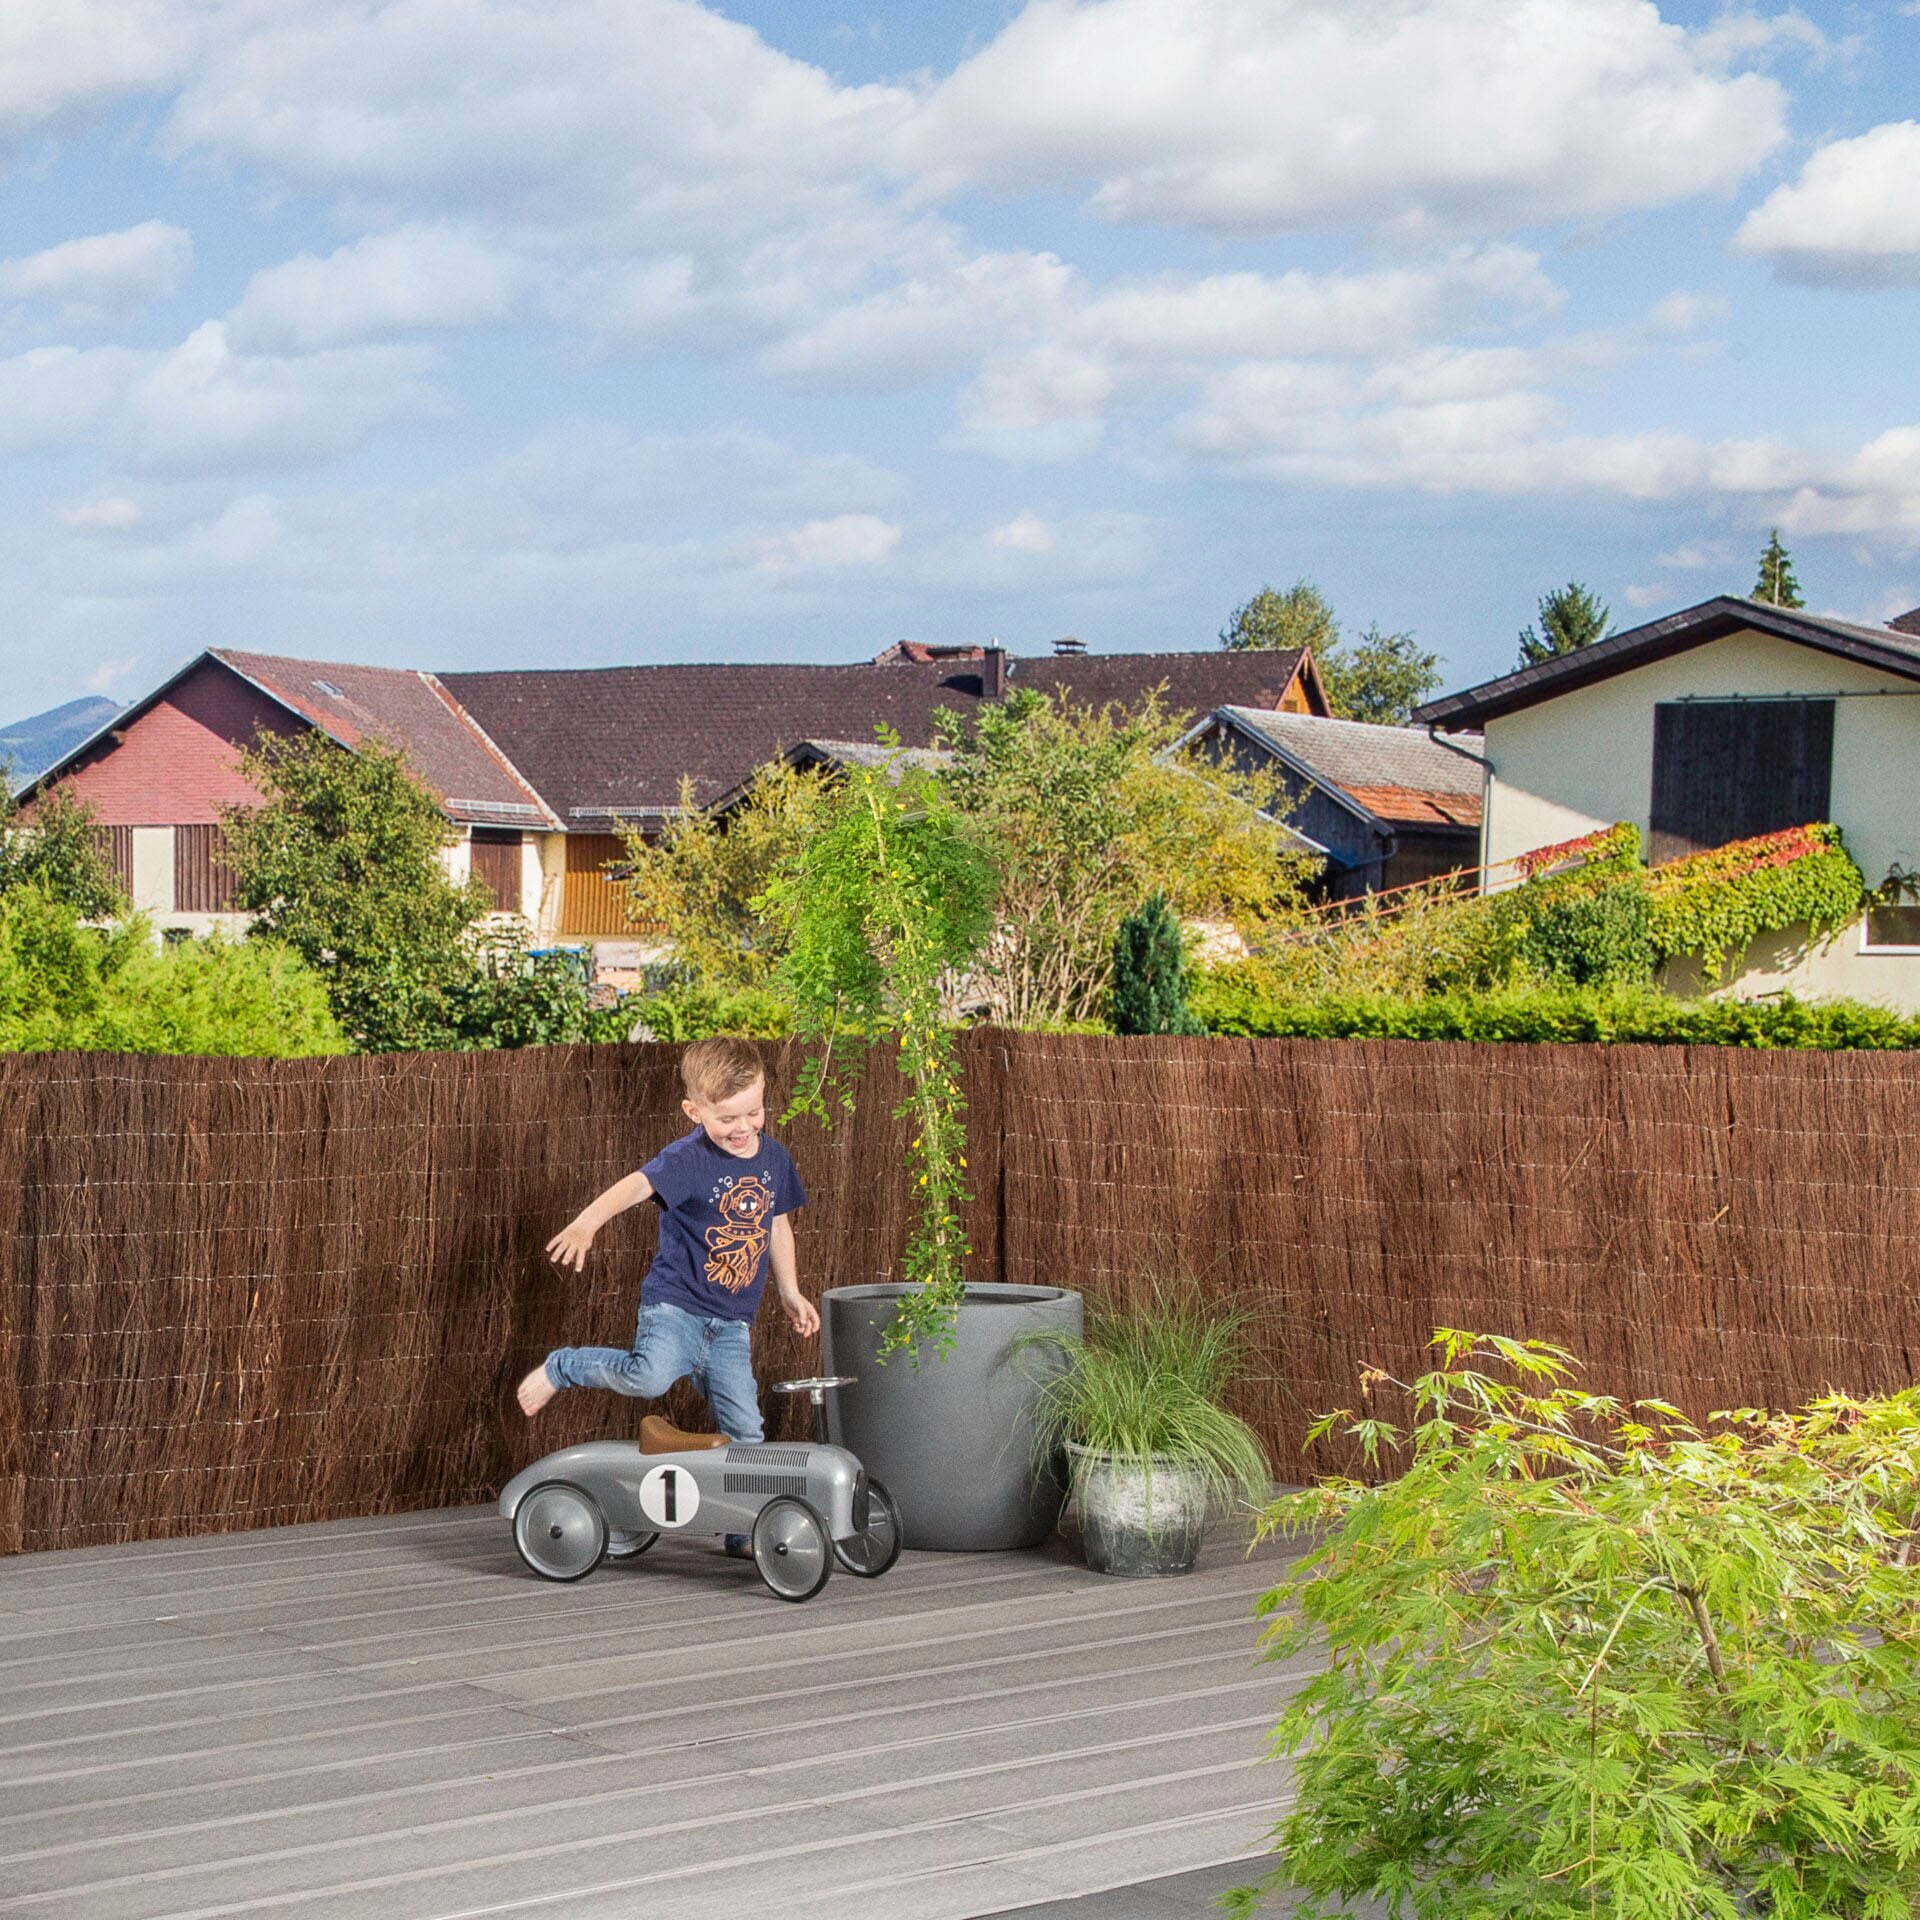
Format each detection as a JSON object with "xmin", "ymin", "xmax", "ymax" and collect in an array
[{"xmin": 543, "ymin": 1300, "xmax": 764, "ymax": 1442}]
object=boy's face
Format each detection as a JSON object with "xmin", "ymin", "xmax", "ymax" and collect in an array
[{"xmin": 683, "ymin": 1077, "xmax": 766, "ymax": 1158}]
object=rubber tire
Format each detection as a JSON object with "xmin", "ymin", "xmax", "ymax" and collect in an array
[
  {"xmin": 832, "ymin": 1478, "xmax": 903, "ymax": 1578},
  {"xmin": 512, "ymin": 1482, "xmax": 609, "ymax": 1583},
  {"xmin": 752, "ymin": 1496, "xmax": 833, "ymax": 1603},
  {"xmin": 605, "ymin": 1531, "xmax": 661, "ymax": 1561}
]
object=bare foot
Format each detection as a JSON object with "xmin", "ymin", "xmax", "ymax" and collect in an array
[{"xmin": 517, "ymin": 1366, "xmax": 558, "ymax": 1417}]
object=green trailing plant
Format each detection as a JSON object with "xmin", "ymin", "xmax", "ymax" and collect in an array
[
  {"xmin": 1189, "ymin": 974, "xmax": 1920, "ymax": 1049},
  {"xmin": 761, "ymin": 733, "xmax": 997, "ymax": 1356},
  {"xmin": 1234, "ymin": 1333, "xmax": 1920, "ymax": 1920},
  {"xmin": 1110, "ymin": 891, "xmax": 1204, "ymax": 1034},
  {"xmin": 1017, "ymin": 1281, "xmax": 1270, "ymax": 1520}
]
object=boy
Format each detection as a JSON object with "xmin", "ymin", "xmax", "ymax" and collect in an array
[{"xmin": 517, "ymin": 1037, "xmax": 817, "ymax": 1550}]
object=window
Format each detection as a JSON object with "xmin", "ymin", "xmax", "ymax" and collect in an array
[
  {"xmin": 1864, "ymin": 905, "xmax": 1920, "ymax": 952},
  {"xmin": 1648, "ymin": 698, "xmax": 1834, "ymax": 864},
  {"xmin": 468, "ymin": 830, "xmax": 523, "ymax": 913}
]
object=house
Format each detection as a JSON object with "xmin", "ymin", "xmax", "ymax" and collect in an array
[
  {"xmin": 22, "ymin": 638, "xmax": 1328, "ymax": 948},
  {"xmin": 1181, "ymin": 706, "xmax": 1483, "ymax": 900},
  {"xmin": 1413, "ymin": 595, "xmax": 1920, "ymax": 1011}
]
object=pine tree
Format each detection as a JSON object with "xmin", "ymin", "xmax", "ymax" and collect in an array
[
  {"xmin": 1516, "ymin": 582, "xmax": 1611, "ymax": 669},
  {"xmin": 1110, "ymin": 891, "xmax": 1203, "ymax": 1035},
  {"xmin": 1753, "ymin": 530, "xmax": 1803, "ymax": 608}
]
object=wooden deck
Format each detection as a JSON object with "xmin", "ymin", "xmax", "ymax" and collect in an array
[{"xmin": 0, "ymin": 1507, "xmax": 1312, "ymax": 1920}]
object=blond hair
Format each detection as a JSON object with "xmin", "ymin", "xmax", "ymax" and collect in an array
[{"xmin": 680, "ymin": 1036, "xmax": 766, "ymax": 1105}]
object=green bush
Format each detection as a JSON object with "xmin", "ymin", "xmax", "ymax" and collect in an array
[
  {"xmin": 1191, "ymin": 970, "xmax": 1920, "ymax": 1049},
  {"xmin": 1502, "ymin": 877, "xmax": 1656, "ymax": 987},
  {"xmin": 613, "ymin": 982, "xmax": 795, "ymax": 1043},
  {"xmin": 1110, "ymin": 891, "xmax": 1205, "ymax": 1034},
  {"xmin": 0, "ymin": 887, "xmax": 345, "ymax": 1056},
  {"xmin": 1237, "ymin": 1334, "xmax": 1920, "ymax": 1920}
]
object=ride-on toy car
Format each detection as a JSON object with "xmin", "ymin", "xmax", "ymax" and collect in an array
[{"xmin": 499, "ymin": 1375, "xmax": 903, "ymax": 1602}]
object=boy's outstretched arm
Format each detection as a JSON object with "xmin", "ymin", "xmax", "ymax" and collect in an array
[
  {"xmin": 769, "ymin": 1214, "xmax": 818, "ymax": 1339},
  {"xmin": 546, "ymin": 1170, "xmax": 653, "ymax": 1272}
]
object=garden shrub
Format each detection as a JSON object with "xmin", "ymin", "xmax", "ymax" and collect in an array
[
  {"xmin": 0, "ymin": 887, "xmax": 345, "ymax": 1056},
  {"xmin": 1501, "ymin": 876, "xmax": 1656, "ymax": 987},
  {"xmin": 1190, "ymin": 970, "xmax": 1920, "ymax": 1049},
  {"xmin": 1237, "ymin": 1334, "xmax": 1920, "ymax": 1920},
  {"xmin": 1110, "ymin": 891, "xmax": 1204, "ymax": 1034},
  {"xmin": 613, "ymin": 982, "xmax": 795, "ymax": 1043}
]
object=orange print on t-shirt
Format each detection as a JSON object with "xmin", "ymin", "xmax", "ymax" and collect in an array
[{"xmin": 703, "ymin": 1175, "xmax": 774, "ymax": 1293}]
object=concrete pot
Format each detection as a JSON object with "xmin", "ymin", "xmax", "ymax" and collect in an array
[
  {"xmin": 821, "ymin": 1283, "xmax": 1082, "ymax": 1552},
  {"xmin": 1067, "ymin": 1444, "xmax": 1208, "ymax": 1577}
]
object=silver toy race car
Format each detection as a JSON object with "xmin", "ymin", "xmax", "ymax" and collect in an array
[{"xmin": 499, "ymin": 1375, "xmax": 902, "ymax": 1603}]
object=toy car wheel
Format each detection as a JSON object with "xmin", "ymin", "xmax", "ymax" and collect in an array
[
  {"xmin": 752, "ymin": 1496, "xmax": 832, "ymax": 1603},
  {"xmin": 833, "ymin": 1477, "xmax": 903, "ymax": 1578},
  {"xmin": 606, "ymin": 1530, "xmax": 660, "ymax": 1561},
  {"xmin": 512, "ymin": 1481, "xmax": 609, "ymax": 1583}
]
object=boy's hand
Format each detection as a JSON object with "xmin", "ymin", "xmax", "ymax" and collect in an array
[
  {"xmin": 546, "ymin": 1218, "xmax": 597, "ymax": 1272},
  {"xmin": 782, "ymin": 1292, "xmax": 820, "ymax": 1339}
]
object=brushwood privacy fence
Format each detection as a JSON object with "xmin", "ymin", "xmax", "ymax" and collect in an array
[{"xmin": 3, "ymin": 1033, "xmax": 1917, "ymax": 1553}]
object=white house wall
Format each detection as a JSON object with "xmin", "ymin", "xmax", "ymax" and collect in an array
[{"xmin": 1479, "ymin": 625, "xmax": 1920, "ymax": 1013}]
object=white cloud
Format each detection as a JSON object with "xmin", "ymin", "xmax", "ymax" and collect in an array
[
  {"xmin": 907, "ymin": 0, "xmax": 1788, "ymax": 237},
  {"xmin": 85, "ymin": 653, "xmax": 138, "ymax": 692},
  {"xmin": 1644, "ymin": 292, "xmax": 1728, "ymax": 336},
  {"xmin": 1624, "ymin": 582, "xmax": 1666, "ymax": 608},
  {"xmin": 0, "ymin": 221, "xmax": 191, "ymax": 325},
  {"xmin": 1657, "ymin": 541, "xmax": 1726, "ymax": 570},
  {"xmin": 0, "ymin": 343, "xmax": 134, "ymax": 450},
  {"xmin": 227, "ymin": 225, "xmax": 526, "ymax": 353},
  {"xmin": 1734, "ymin": 122, "xmax": 1920, "ymax": 286},
  {"xmin": 59, "ymin": 496, "xmax": 143, "ymax": 530},
  {"xmin": 122, "ymin": 321, "xmax": 436, "ymax": 471},
  {"xmin": 990, "ymin": 511, "xmax": 1056, "ymax": 556},
  {"xmin": 0, "ymin": 4, "xmax": 194, "ymax": 149},
  {"xmin": 752, "ymin": 512, "xmax": 901, "ymax": 575}
]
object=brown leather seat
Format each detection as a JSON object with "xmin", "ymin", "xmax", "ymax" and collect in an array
[{"xmin": 639, "ymin": 1414, "xmax": 730, "ymax": 1455}]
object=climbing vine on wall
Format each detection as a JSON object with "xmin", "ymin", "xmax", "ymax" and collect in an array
[{"xmin": 1645, "ymin": 824, "xmax": 1866, "ymax": 976}]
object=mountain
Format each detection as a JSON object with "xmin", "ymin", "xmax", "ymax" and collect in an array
[{"xmin": 0, "ymin": 696, "xmax": 121, "ymax": 787}]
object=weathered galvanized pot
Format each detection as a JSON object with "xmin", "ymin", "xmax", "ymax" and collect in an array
[
  {"xmin": 1067, "ymin": 1443, "xmax": 1208, "ymax": 1577},
  {"xmin": 820, "ymin": 1283, "xmax": 1082, "ymax": 1552}
]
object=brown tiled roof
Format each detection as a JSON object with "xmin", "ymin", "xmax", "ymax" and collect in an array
[
  {"xmin": 441, "ymin": 649, "xmax": 1310, "ymax": 819},
  {"xmin": 213, "ymin": 650, "xmax": 553, "ymax": 827},
  {"xmin": 1343, "ymin": 784, "xmax": 1483, "ymax": 828}
]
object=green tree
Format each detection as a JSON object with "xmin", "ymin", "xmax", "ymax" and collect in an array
[
  {"xmin": 1319, "ymin": 623, "xmax": 1443, "ymax": 725},
  {"xmin": 224, "ymin": 730, "xmax": 587, "ymax": 1051},
  {"xmin": 1220, "ymin": 579, "xmax": 1338, "ymax": 655},
  {"xmin": 935, "ymin": 691, "xmax": 1313, "ymax": 1028},
  {"xmin": 1753, "ymin": 528, "xmax": 1804, "ymax": 607},
  {"xmin": 0, "ymin": 785, "xmax": 126, "ymax": 919},
  {"xmin": 1110, "ymin": 891, "xmax": 1203, "ymax": 1035},
  {"xmin": 1237, "ymin": 1333, "xmax": 1920, "ymax": 1920},
  {"xmin": 616, "ymin": 764, "xmax": 829, "ymax": 989},
  {"xmin": 1517, "ymin": 580, "xmax": 1613, "ymax": 668}
]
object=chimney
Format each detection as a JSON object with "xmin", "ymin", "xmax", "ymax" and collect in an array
[
  {"xmin": 982, "ymin": 646, "xmax": 1008, "ymax": 698},
  {"xmin": 1051, "ymin": 634, "xmax": 1088, "ymax": 657},
  {"xmin": 1889, "ymin": 608, "xmax": 1920, "ymax": 637}
]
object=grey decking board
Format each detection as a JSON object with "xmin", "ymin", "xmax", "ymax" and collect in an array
[{"xmin": 2, "ymin": 1508, "xmax": 1306, "ymax": 1920}]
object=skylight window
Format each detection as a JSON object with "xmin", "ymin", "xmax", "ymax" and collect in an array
[{"xmin": 312, "ymin": 679, "xmax": 345, "ymax": 698}]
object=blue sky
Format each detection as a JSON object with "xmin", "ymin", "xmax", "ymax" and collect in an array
[{"xmin": 0, "ymin": 0, "xmax": 1916, "ymax": 722}]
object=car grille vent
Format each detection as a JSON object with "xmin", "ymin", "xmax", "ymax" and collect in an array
[
  {"xmin": 724, "ymin": 1472, "xmax": 809, "ymax": 1498},
  {"xmin": 727, "ymin": 1445, "xmax": 810, "ymax": 1466}
]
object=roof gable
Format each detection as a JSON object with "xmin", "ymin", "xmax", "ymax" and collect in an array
[{"xmin": 1415, "ymin": 597, "xmax": 1920, "ymax": 729}]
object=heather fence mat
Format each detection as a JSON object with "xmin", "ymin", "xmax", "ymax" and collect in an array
[{"xmin": 4, "ymin": 1032, "xmax": 1917, "ymax": 1552}]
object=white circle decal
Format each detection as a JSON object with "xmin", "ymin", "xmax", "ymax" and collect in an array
[{"xmin": 638, "ymin": 1464, "xmax": 700, "ymax": 1529}]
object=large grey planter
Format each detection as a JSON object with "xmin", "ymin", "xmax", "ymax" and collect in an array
[{"xmin": 821, "ymin": 1283, "xmax": 1082, "ymax": 1552}]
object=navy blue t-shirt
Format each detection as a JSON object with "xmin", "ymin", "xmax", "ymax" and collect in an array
[{"xmin": 638, "ymin": 1128, "xmax": 807, "ymax": 1322}]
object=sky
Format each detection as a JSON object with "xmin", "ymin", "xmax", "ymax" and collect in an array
[{"xmin": 0, "ymin": 0, "xmax": 1916, "ymax": 722}]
